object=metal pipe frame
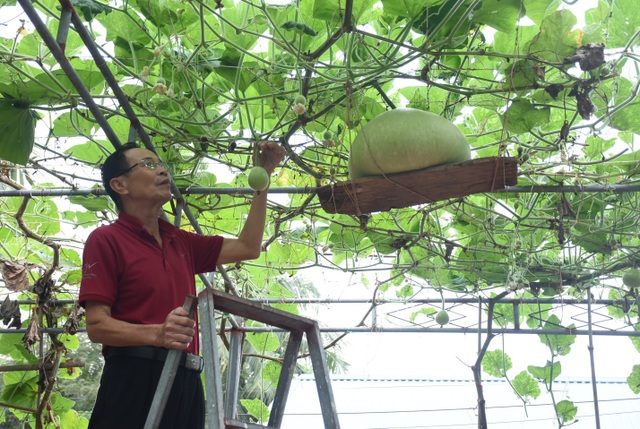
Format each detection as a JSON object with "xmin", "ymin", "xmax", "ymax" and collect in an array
[{"xmin": 2, "ymin": 183, "xmax": 640, "ymax": 198}]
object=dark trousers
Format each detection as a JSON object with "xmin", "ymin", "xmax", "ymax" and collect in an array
[{"xmin": 88, "ymin": 354, "xmax": 205, "ymax": 429}]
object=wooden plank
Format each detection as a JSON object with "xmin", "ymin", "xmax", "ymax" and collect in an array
[
  {"xmin": 209, "ymin": 289, "xmax": 316, "ymax": 333},
  {"xmin": 317, "ymin": 156, "xmax": 518, "ymax": 215}
]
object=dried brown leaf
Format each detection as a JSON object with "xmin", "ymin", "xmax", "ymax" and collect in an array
[{"xmin": 1, "ymin": 260, "xmax": 31, "ymax": 292}]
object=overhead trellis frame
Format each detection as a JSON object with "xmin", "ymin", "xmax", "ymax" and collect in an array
[{"xmin": 1, "ymin": 183, "xmax": 640, "ymax": 198}]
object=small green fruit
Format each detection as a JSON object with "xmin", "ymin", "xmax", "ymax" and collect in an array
[
  {"xmin": 248, "ymin": 166, "xmax": 270, "ymax": 191},
  {"xmin": 623, "ymin": 268, "xmax": 640, "ymax": 288},
  {"xmin": 323, "ymin": 130, "xmax": 333, "ymax": 141},
  {"xmin": 435, "ymin": 310, "xmax": 449, "ymax": 326},
  {"xmin": 294, "ymin": 94, "xmax": 307, "ymax": 105}
]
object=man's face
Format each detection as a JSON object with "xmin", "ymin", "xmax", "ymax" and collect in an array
[{"xmin": 113, "ymin": 148, "xmax": 172, "ymax": 208}]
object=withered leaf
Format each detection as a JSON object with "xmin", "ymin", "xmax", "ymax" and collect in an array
[
  {"xmin": 22, "ymin": 318, "xmax": 40, "ymax": 352},
  {"xmin": 1, "ymin": 260, "xmax": 31, "ymax": 292},
  {"xmin": 0, "ymin": 296, "xmax": 21, "ymax": 328}
]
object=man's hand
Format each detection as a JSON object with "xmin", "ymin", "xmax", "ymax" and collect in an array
[
  {"xmin": 159, "ymin": 307, "xmax": 196, "ymax": 350},
  {"xmin": 257, "ymin": 140, "xmax": 286, "ymax": 175}
]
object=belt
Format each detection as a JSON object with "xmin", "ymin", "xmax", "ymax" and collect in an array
[{"xmin": 105, "ymin": 346, "xmax": 204, "ymax": 373}]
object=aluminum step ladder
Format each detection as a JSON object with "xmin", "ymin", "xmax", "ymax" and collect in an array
[{"xmin": 145, "ymin": 288, "xmax": 341, "ymax": 429}]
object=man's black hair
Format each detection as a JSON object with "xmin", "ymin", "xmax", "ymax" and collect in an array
[{"xmin": 101, "ymin": 142, "xmax": 140, "ymax": 212}]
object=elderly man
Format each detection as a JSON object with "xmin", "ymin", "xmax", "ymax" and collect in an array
[{"xmin": 80, "ymin": 141, "xmax": 284, "ymax": 428}]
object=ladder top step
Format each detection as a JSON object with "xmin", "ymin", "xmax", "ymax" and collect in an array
[{"xmin": 202, "ymin": 288, "xmax": 318, "ymax": 332}]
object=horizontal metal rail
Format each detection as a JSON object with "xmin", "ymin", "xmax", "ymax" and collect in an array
[
  {"xmin": 2, "ymin": 325, "xmax": 638, "ymax": 336},
  {"xmin": 9, "ymin": 298, "xmax": 631, "ymax": 306},
  {"xmin": 1, "ymin": 183, "xmax": 640, "ymax": 197}
]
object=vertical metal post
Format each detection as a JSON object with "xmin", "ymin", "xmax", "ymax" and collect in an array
[
  {"xmin": 224, "ymin": 329, "xmax": 244, "ymax": 419},
  {"xmin": 144, "ymin": 295, "xmax": 197, "ymax": 429},
  {"xmin": 305, "ymin": 325, "xmax": 340, "ymax": 429},
  {"xmin": 199, "ymin": 289, "xmax": 225, "ymax": 429},
  {"xmin": 587, "ymin": 288, "xmax": 601, "ymax": 429},
  {"xmin": 267, "ymin": 330, "xmax": 303, "ymax": 428}
]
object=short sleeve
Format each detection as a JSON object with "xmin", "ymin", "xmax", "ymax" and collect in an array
[{"xmin": 79, "ymin": 228, "xmax": 120, "ymax": 307}]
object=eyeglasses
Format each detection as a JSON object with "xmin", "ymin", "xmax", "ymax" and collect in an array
[{"xmin": 119, "ymin": 158, "xmax": 169, "ymax": 176}]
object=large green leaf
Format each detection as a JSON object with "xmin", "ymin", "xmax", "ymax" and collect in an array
[
  {"xmin": 538, "ymin": 314, "xmax": 576, "ymax": 356},
  {"xmin": 502, "ymin": 98, "xmax": 551, "ymax": 133},
  {"xmin": 472, "ymin": 0, "xmax": 525, "ymax": 33},
  {"xmin": 0, "ymin": 67, "xmax": 104, "ymax": 104},
  {"xmin": 556, "ymin": 399, "xmax": 578, "ymax": 424},
  {"xmin": 0, "ymin": 100, "xmax": 37, "ymax": 165},
  {"xmin": 482, "ymin": 349, "xmax": 513, "ymax": 378},
  {"xmin": 526, "ymin": 9, "xmax": 582, "ymax": 61},
  {"xmin": 512, "ymin": 370, "xmax": 541, "ymax": 400},
  {"xmin": 627, "ymin": 364, "xmax": 640, "ymax": 394},
  {"xmin": 528, "ymin": 360, "xmax": 562, "ymax": 383}
]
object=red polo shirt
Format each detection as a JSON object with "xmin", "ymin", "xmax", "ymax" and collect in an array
[{"xmin": 79, "ymin": 212, "xmax": 223, "ymax": 354}]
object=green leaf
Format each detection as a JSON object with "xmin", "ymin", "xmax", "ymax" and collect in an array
[
  {"xmin": 58, "ymin": 409, "xmax": 88, "ymax": 429},
  {"xmin": 313, "ymin": 0, "xmax": 377, "ymax": 23},
  {"xmin": 0, "ymin": 101, "xmax": 37, "ymax": 165},
  {"xmin": 58, "ymin": 334, "xmax": 80, "ymax": 351},
  {"xmin": 97, "ymin": 10, "xmax": 153, "ymax": 44},
  {"xmin": 482, "ymin": 349, "xmax": 512, "ymax": 378},
  {"xmin": 538, "ymin": 314, "xmax": 575, "ymax": 356},
  {"xmin": 52, "ymin": 110, "xmax": 96, "ymax": 138},
  {"xmin": 381, "ymin": 0, "xmax": 437, "ymax": 18},
  {"xmin": 64, "ymin": 142, "xmax": 105, "ymax": 164},
  {"xmin": 512, "ymin": 370, "xmax": 541, "ymax": 400},
  {"xmin": 50, "ymin": 391, "xmax": 75, "ymax": 414},
  {"xmin": 409, "ymin": 307, "xmax": 437, "ymax": 323},
  {"xmin": 70, "ymin": 0, "xmax": 111, "ymax": 21},
  {"xmin": 502, "ymin": 98, "xmax": 550, "ymax": 133},
  {"xmin": 583, "ymin": 135, "xmax": 617, "ymax": 160},
  {"xmin": 240, "ymin": 398, "xmax": 270, "ymax": 423},
  {"xmin": 262, "ymin": 360, "xmax": 282, "ymax": 385},
  {"xmin": 528, "ymin": 360, "xmax": 562, "ymax": 383},
  {"xmin": 523, "ymin": 0, "xmax": 558, "ymax": 27},
  {"xmin": 1, "ymin": 372, "xmax": 38, "ymax": 410},
  {"xmin": 526, "ymin": 9, "xmax": 582, "ymax": 62},
  {"xmin": 0, "ymin": 334, "xmax": 23, "ymax": 354},
  {"xmin": 606, "ymin": 0, "xmax": 640, "ymax": 49},
  {"xmin": 631, "ymin": 324, "xmax": 640, "ymax": 353},
  {"xmin": 411, "ymin": 0, "xmax": 475, "ymax": 46},
  {"xmin": 556, "ymin": 399, "xmax": 578, "ymax": 424},
  {"xmin": 113, "ymin": 37, "xmax": 154, "ymax": 69},
  {"xmin": 132, "ymin": 0, "xmax": 191, "ymax": 30},
  {"xmin": 610, "ymin": 99, "xmax": 640, "ymax": 134},
  {"xmin": 472, "ymin": 0, "xmax": 524, "ymax": 33},
  {"xmin": 245, "ymin": 331, "xmax": 280, "ymax": 353},
  {"xmin": 0, "ymin": 67, "xmax": 104, "ymax": 104},
  {"xmin": 68, "ymin": 195, "xmax": 111, "ymax": 211},
  {"xmin": 627, "ymin": 364, "xmax": 640, "ymax": 394}
]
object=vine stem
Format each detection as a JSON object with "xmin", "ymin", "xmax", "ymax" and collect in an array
[{"xmin": 35, "ymin": 348, "xmax": 62, "ymax": 428}]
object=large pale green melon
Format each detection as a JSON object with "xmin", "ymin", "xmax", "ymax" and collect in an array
[{"xmin": 349, "ymin": 108, "xmax": 471, "ymax": 179}]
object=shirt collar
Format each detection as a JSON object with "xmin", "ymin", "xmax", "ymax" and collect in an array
[{"xmin": 116, "ymin": 212, "xmax": 177, "ymax": 240}]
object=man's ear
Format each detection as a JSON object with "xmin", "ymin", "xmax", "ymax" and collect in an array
[{"xmin": 109, "ymin": 177, "xmax": 129, "ymax": 196}]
